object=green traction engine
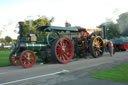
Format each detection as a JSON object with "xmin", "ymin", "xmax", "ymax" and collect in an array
[{"xmin": 9, "ymin": 22, "xmax": 104, "ymax": 68}]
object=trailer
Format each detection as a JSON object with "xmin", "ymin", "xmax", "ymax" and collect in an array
[{"xmin": 111, "ymin": 37, "xmax": 128, "ymax": 52}]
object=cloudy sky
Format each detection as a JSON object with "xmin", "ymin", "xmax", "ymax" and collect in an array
[{"xmin": 0, "ymin": 0, "xmax": 128, "ymax": 39}]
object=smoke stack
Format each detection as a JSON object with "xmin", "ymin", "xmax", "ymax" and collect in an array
[
  {"xmin": 102, "ymin": 25, "xmax": 107, "ymax": 39},
  {"xmin": 18, "ymin": 21, "xmax": 24, "ymax": 41}
]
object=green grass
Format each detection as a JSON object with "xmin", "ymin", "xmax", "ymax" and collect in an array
[
  {"xmin": 89, "ymin": 64, "xmax": 128, "ymax": 83},
  {"xmin": 0, "ymin": 50, "xmax": 11, "ymax": 67}
]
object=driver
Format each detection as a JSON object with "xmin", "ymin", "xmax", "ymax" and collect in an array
[{"xmin": 80, "ymin": 29, "xmax": 89, "ymax": 38}]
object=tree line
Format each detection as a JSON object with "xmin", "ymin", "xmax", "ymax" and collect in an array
[{"xmin": 97, "ymin": 12, "xmax": 128, "ymax": 39}]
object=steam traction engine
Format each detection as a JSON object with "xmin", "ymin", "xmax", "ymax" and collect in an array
[{"xmin": 9, "ymin": 22, "xmax": 104, "ymax": 68}]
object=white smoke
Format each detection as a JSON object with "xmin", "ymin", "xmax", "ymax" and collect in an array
[{"xmin": 117, "ymin": 12, "xmax": 128, "ymax": 35}]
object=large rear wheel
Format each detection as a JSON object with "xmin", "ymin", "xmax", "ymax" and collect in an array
[
  {"xmin": 51, "ymin": 38, "xmax": 74, "ymax": 63},
  {"xmin": 19, "ymin": 50, "xmax": 36, "ymax": 68},
  {"xmin": 89, "ymin": 36, "xmax": 104, "ymax": 58}
]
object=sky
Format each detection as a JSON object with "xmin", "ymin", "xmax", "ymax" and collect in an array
[{"xmin": 0, "ymin": 0, "xmax": 128, "ymax": 39}]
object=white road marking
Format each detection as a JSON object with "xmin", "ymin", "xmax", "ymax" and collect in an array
[
  {"xmin": 0, "ymin": 70, "xmax": 70, "ymax": 85},
  {"xmin": 0, "ymin": 72, "xmax": 7, "ymax": 75}
]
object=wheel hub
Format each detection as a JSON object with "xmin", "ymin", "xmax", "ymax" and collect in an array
[
  {"xmin": 27, "ymin": 56, "xmax": 30, "ymax": 60},
  {"xmin": 20, "ymin": 51, "xmax": 36, "ymax": 68},
  {"xmin": 62, "ymin": 46, "xmax": 65, "ymax": 52}
]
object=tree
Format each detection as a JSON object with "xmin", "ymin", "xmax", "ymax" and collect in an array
[
  {"xmin": 97, "ymin": 11, "xmax": 128, "ymax": 39},
  {"xmin": 5, "ymin": 36, "xmax": 12, "ymax": 44},
  {"xmin": 23, "ymin": 16, "xmax": 54, "ymax": 35},
  {"xmin": 0, "ymin": 38, "xmax": 4, "ymax": 43},
  {"xmin": 106, "ymin": 23, "xmax": 120, "ymax": 39}
]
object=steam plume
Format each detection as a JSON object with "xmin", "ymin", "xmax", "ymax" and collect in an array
[{"xmin": 117, "ymin": 12, "xmax": 128, "ymax": 35}]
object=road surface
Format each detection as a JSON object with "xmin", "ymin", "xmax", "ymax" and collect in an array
[{"xmin": 0, "ymin": 51, "xmax": 128, "ymax": 85}]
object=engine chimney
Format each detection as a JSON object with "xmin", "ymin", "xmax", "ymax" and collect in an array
[
  {"xmin": 18, "ymin": 21, "xmax": 24, "ymax": 41},
  {"xmin": 102, "ymin": 25, "xmax": 107, "ymax": 39}
]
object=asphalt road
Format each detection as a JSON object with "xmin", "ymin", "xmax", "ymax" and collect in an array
[{"xmin": 0, "ymin": 51, "xmax": 128, "ymax": 85}]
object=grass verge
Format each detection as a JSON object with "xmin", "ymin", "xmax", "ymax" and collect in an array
[
  {"xmin": 89, "ymin": 64, "xmax": 128, "ymax": 83},
  {"xmin": 0, "ymin": 50, "xmax": 11, "ymax": 67}
]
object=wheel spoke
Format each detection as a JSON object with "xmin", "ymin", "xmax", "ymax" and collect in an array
[
  {"xmin": 57, "ymin": 44, "xmax": 62, "ymax": 49},
  {"xmin": 61, "ymin": 55, "xmax": 66, "ymax": 61},
  {"xmin": 95, "ymin": 51, "xmax": 98, "ymax": 56},
  {"xmin": 63, "ymin": 54, "xmax": 68, "ymax": 60},
  {"xmin": 60, "ymin": 40, "xmax": 63, "ymax": 46},
  {"xmin": 23, "ymin": 55, "xmax": 28, "ymax": 60}
]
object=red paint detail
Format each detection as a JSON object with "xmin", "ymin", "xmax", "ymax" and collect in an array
[
  {"xmin": 83, "ymin": 32, "xmax": 89, "ymax": 37},
  {"xmin": 56, "ymin": 38, "xmax": 73, "ymax": 63},
  {"xmin": 80, "ymin": 31, "xmax": 89, "ymax": 37},
  {"xmin": 10, "ymin": 55, "xmax": 20, "ymax": 66},
  {"xmin": 119, "ymin": 44, "xmax": 128, "ymax": 49},
  {"xmin": 20, "ymin": 51, "xmax": 36, "ymax": 68}
]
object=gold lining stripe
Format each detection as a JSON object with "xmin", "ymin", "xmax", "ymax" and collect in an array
[
  {"xmin": 40, "ymin": 44, "xmax": 41, "ymax": 50},
  {"xmin": 32, "ymin": 43, "xmax": 34, "ymax": 51}
]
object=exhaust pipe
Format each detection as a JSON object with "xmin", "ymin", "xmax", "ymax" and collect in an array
[
  {"xmin": 102, "ymin": 25, "xmax": 107, "ymax": 39},
  {"xmin": 18, "ymin": 22, "xmax": 24, "ymax": 41}
]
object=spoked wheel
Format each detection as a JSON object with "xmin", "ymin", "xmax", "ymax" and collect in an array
[
  {"xmin": 51, "ymin": 38, "xmax": 74, "ymax": 63},
  {"xmin": 19, "ymin": 50, "xmax": 36, "ymax": 68},
  {"xmin": 89, "ymin": 36, "xmax": 104, "ymax": 58},
  {"xmin": 47, "ymin": 32, "xmax": 60, "ymax": 46},
  {"xmin": 9, "ymin": 51, "xmax": 20, "ymax": 66}
]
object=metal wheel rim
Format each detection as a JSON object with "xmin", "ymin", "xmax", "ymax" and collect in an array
[
  {"xmin": 55, "ymin": 38, "xmax": 73, "ymax": 63},
  {"xmin": 20, "ymin": 51, "xmax": 36, "ymax": 68},
  {"xmin": 92, "ymin": 37, "xmax": 104, "ymax": 56},
  {"xmin": 10, "ymin": 53, "xmax": 20, "ymax": 66}
]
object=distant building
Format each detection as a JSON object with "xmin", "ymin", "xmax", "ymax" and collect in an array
[
  {"xmin": 0, "ymin": 31, "xmax": 2, "ymax": 38},
  {"xmin": 0, "ymin": 43, "xmax": 5, "ymax": 47},
  {"xmin": 86, "ymin": 28, "xmax": 102, "ymax": 33},
  {"xmin": 4, "ymin": 45, "xmax": 11, "ymax": 49},
  {"xmin": 65, "ymin": 21, "xmax": 71, "ymax": 27}
]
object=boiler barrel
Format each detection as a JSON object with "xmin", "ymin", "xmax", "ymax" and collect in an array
[
  {"xmin": 19, "ymin": 42, "xmax": 47, "ymax": 51},
  {"xmin": 26, "ymin": 43, "xmax": 47, "ymax": 51}
]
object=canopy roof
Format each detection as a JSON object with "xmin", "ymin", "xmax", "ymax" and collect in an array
[{"xmin": 37, "ymin": 26, "xmax": 84, "ymax": 32}]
